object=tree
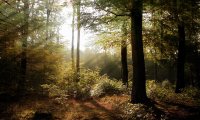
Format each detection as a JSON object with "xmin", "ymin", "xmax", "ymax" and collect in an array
[
  {"xmin": 176, "ymin": 22, "xmax": 186, "ymax": 93},
  {"xmin": 81, "ymin": 0, "xmax": 148, "ymax": 103},
  {"xmin": 121, "ymin": 22, "xmax": 128, "ymax": 86},
  {"xmin": 76, "ymin": 0, "xmax": 81, "ymax": 81},
  {"xmin": 145, "ymin": 0, "xmax": 200, "ymax": 89},
  {"xmin": 71, "ymin": 1, "xmax": 75, "ymax": 69},
  {"xmin": 173, "ymin": 0, "xmax": 189, "ymax": 93},
  {"xmin": 130, "ymin": 0, "xmax": 147, "ymax": 103}
]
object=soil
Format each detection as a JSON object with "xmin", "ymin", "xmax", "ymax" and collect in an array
[{"xmin": 0, "ymin": 94, "xmax": 200, "ymax": 120}]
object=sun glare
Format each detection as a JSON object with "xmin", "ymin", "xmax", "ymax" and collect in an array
[{"xmin": 59, "ymin": 6, "xmax": 90, "ymax": 51}]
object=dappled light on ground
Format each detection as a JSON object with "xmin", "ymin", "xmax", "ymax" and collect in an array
[{"xmin": 1, "ymin": 94, "xmax": 200, "ymax": 120}]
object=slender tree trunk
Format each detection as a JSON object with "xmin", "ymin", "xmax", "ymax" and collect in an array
[
  {"xmin": 71, "ymin": 3, "xmax": 75, "ymax": 70},
  {"xmin": 19, "ymin": 0, "xmax": 29, "ymax": 93},
  {"xmin": 154, "ymin": 61, "xmax": 158, "ymax": 81},
  {"xmin": 76, "ymin": 0, "xmax": 81, "ymax": 81},
  {"xmin": 56, "ymin": 27, "xmax": 60, "ymax": 44},
  {"xmin": 131, "ymin": 0, "xmax": 147, "ymax": 103},
  {"xmin": 121, "ymin": 22, "xmax": 128, "ymax": 86},
  {"xmin": 46, "ymin": 0, "xmax": 50, "ymax": 41},
  {"xmin": 175, "ymin": 22, "xmax": 186, "ymax": 93}
]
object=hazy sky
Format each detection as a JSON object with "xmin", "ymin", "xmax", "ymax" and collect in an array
[{"xmin": 59, "ymin": 5, "xmax": 93, "ymax": 51}]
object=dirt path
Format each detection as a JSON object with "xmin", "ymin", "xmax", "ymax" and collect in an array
[
  {"xmin": 63, "ymin": 95, "xmax": 128, "ymax": 120},
  {"xmin": 154, "ymin": 100, "xmax": 200, "ymax": 120},
  {"xmin": 0, "ymin": 94, "xmax": 200, "ymax": 120}
]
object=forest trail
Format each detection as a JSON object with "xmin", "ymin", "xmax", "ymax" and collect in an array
[
  {"xmin": 154, "ymin": 100, "xmax": 200, "ymax": 120},
  {"xmin": 0, "ymin": 94, "xmax": 200, "ymax": 120}
]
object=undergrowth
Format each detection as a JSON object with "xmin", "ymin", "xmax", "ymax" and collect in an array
[
  {"xmin": 146, "ymin": 80, "xmax": 200, "ymax": 105},
  {"xmin": 41, "ymin": 68, "xmax": 125, "ymax": 99}
]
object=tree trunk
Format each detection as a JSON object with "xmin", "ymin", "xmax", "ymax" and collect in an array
[
  {"xmin": 76, "ymin": 0, "xmax": 81, "ymax": 82},
  {"xmin": 121, "ymin": 40, "xmax": 128, "ymax": 86},
  {"xmin": 154, "ymin": 62, "xmax": 158, "ymax": 81},
  {"xmin": 56, "ymin": 27, "xmax": 60, "ymax": 44},
  {"xmin": 46, "ymin": 0, "xmax": 50, "ymax": 41},
  {"xmin": 71, "ymin": 3, "xmax": 75, "ymax": 70},
  {"xmin": 175, "ymin": 22, "xmax": 186, "ymax": 93},
  {"xmin": 121, "ymin": 22, "xmax": 128, "ymax": 86},
  {"xmin": 173, "ymin": 0, "xmax": 186, "ymax": 93},
  {"xmin": 131, "ymin": 0, "xmax": 147, "ymax": 103}
]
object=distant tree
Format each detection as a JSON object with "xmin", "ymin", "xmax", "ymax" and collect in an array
[
  {"xmin": 121, "ymin": 22, "xmax": 128, "ymax": 86},
  {"xmin": 168, "ymin": 0, "xmax": 185, "ymax": 93},
  {"xmin": 71, "ymin": 1, "xmax": 76, "ymax": 70},
  {"xmin": 76, "ymin": 0, "xmax": 81, "ymax": 81}
]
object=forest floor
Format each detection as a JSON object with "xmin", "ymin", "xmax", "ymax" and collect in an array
[{"xmin": 0, "ymin": 94, "xmax": 200, "ymax": 120}]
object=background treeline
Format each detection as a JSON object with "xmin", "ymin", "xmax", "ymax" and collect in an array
[
  {"xmin": 0, "ymin": 0, "xmax": 69, "ymax": 95},
  {"xmin": 80, "ymin": 0, "xmax": 200, "ymax": 89},
  {"xmin": 0, "ymin": 0, "xmax": 199, "ymax": 102}
]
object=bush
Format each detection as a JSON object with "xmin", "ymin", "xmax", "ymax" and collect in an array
[
  {"xmin": 67, "ymin": 69, "xmax": 100, "ymax": 99},
  {"xmin": 146, "ymin": 80, "xmax": 200, "ymax": 105},
  {"xmin": 90, "ymin": 76, "xmax": 124, "ymax": 97},
  {"xmin": 41, "ymin": 84, "xmax": 66, "ymax": 98},
  {"xmin": 182, "ymin": 86, "xmax": 200, "ymax": 99},
  {"xmin": 41, "ymin": 68, "xmax": 99, "ymax": 99},
  {"xmin": 42, "ymin": 68, "xmax": 126, "ymax": 99}
]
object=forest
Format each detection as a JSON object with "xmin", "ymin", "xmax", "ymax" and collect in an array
[{"xmin": 0, "ymin": 0, "xmax": 200, "ymax": 120}]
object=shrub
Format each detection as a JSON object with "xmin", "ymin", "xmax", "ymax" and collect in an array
[
  {"xmin": 161, "ymin": 79, "xmax": 172, "ymax": 89},
  {"xmin": 146, "ymin": 80, "xmax": 200, "ymax": 105},
  {"xmin": 182, "ymin": 86, "xmax": 200, "ymax": 99},
  {"xmin": 67, "ymin": 69, "xmax": 100, "ymax": 99},
  {"xmin": 90, "ymin": 76, "xmax": 124, "ymax": 97},
  {"xmin": 42, "ymin": 68, "xmax": 126, "ymax": 99},
  {"xmin": 41, "ymin": 84, "xmax": 66, "ymax": 97}
]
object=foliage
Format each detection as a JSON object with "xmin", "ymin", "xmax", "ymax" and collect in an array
[
  {"xmin": 41, "ymin": 84, "xmax": 66, "ymax": 97},
  {"xmin": 82, "ymin": 50, "xmax": 122, "ymax": 79},
  {"xmin": 146, "ymin": 80, "xmax": 200, "ymax": 104},
  {"xmin": 41, "ymin": 67, "xmax": 125, "ymax": 99},
  {"xmin": 73, "ymin": 69, "xmax": 100, "ymax": 99},
  {"xmin": 0, "ymin": 0, "xmax": 66, "ymax": 95},
  {"xmin": 24, "ymin": 42, "xmax": 68, "ymax": 92},
  {"xmin": 90, "ymin": 76, "xmax": 124, "ymax": 97}
]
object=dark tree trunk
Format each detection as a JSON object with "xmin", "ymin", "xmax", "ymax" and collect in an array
[
  {"xmin": 131, "ymin": 0, "xmax": 148, "ymax": 103},
  {"xmin": 154, "ymin": 62, "xmax": 158, "ymax": 81},
  {"xmin": 175, "ymin": 23, "xmax": 186, "ymax": 93},
  {"xmin": 76, "ymin": 0, "xmax": 81, "ymax": 82},
  {"xmin": 121, "ymin": 39, "xmax": 128, "ymax": 86},
  {"xmin": 121, "ymin": 22, "xmax": 128, "ymax": 86}
]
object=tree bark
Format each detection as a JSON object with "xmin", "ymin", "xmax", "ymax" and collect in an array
[
  {"xmin": 121, "ymin": 22, "xmax": 128, "ymax": 86},
  {"xmin": 72, "ymin": 3, "xmax": 75, "ymax": 70},
  {"xmin": 76, "ymin": 0, "xmax": 81, "ymax": 81},
  {"xmin": 174, "ymin": 0, "xmax": 186, "ymax": 93},
  {"xmin": 121, "ymin": 40, "xmax": 128, "ymax": 86},
  {"xmin": 175, "ymin": 22, "xmax": 186, "ymax": 93},
  {"xmin": 46, "ymin": 0, "xmax": 50, "ymax": 41},
  {"xmin": 131, "ymin": 0, "xmax": 147, "ymax": 103}
]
